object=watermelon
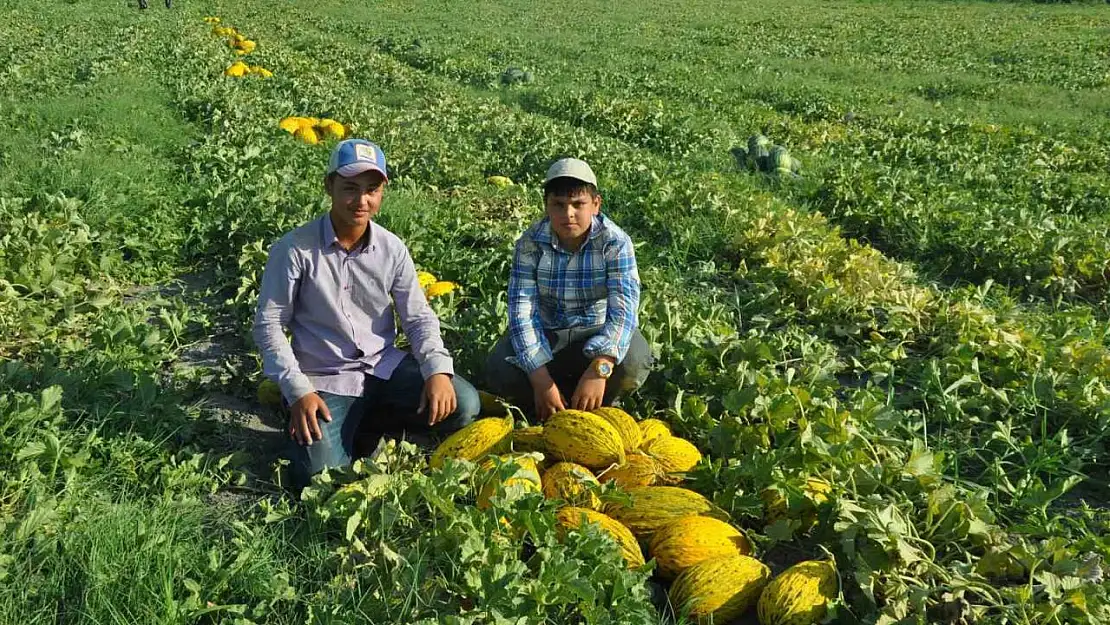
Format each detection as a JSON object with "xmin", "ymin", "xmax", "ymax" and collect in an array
[
  {"xmin": 730, "ymin": 146, "xmax": 748, "ymax": 169},
  {"xmin": 747, "ymin": 134, "xmax": 772, "ymax": 155},
  {"xmin": 770, "ymin": 145, "xmax": 792, "ymax": 170},
  {"xmin": 753, "ymin": 146, "xmax": 771, "ymax": 171},
  {"xmin": 501, "ymin": 67, "xmax": 527, "ymax": 85}
]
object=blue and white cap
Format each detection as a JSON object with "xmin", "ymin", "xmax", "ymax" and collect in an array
[{"xmin": 326, "ymin": 138, "xmax": 389, "ymax": 179}]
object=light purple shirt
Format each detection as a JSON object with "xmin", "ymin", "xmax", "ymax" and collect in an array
[{"xmin": 252, "ymin": 214, "xmax": 454, "ymax": 403}]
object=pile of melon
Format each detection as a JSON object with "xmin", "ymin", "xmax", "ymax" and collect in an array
[
  {"xmin": 732, "ymin": 134, "xmax": 802, "ymax": 178},
  {"xmin": 426, "ymin": 408, "xmax": 839, "ymax": 624}
]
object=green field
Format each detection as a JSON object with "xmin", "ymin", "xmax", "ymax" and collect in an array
[{"xmin": 1, "ymin": 0, "xmax": 1108, "ymax": 622}]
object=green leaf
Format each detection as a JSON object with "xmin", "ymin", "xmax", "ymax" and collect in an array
[{"xmin": 345, "ymin": 509, "xmax": 362, "ymax": 541}]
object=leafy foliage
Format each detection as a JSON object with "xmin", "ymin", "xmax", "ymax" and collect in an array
[{"xmin": 0, "ymin": 0, "xmax": 1108, "ymax": 623}]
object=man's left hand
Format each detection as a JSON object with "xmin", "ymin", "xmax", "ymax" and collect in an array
[
  {"xmin": 571, "ymin": 363, "xmax": 609, "ymax": 412},
  {"xmin": 420, "ymin": 373, "xmax": 457, "ymax": 426}
]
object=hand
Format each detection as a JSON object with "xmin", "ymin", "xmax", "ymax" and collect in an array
[
  {"xmin": 529, "ymin": 367, "xmax": 565, "ymax": 422},
  {"xmin": 419, "ymin": 373, "xmax": 457, "ymax": 426},
  {"xmin": 289, "ymin": 392, "xmax": 332, "ymax": 446},
  {"xmin": 571, "ymin": 367, "xmax": 607, "ymax": 412}
]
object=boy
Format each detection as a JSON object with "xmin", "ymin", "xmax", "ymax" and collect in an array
[
  {"xmin": 486, "ymin": 158, "xmax": 652, "ymax": 420},
  {"xmin": 253, "ymin": 138, "xmax": 480, "ymax": 487}
]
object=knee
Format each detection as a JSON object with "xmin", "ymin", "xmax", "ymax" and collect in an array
[
  {"xmin": 457, "ymin": 387, "xmax": 481, "ymax": 421},
  {"xmin": 484, "ymin": 355, "xmax": 512, "ymax": 392},
  {"xmin": 451, "ymin": 376, "xmax": 481, "ymax": 422},
  {"xmin": 288, "ymin": 435, "xmax": 344, "ymax": 488},
  {"xmin": 618, "ymin": 340, "xmax": 653, "ymax": 391},
  {"xmin": 484, "ymin": 337, "xmax": 525, "ymax": 391}
]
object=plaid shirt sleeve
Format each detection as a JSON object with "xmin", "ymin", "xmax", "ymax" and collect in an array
[
  {"xmin": 583, "ymin": 234, "xmax": 640, "ymax": 363},
  {"xmin": 508, "ymin": 234, "xmax": 554, "ymax": 373}
]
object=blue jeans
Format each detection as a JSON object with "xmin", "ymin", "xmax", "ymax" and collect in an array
[{"xmin": 288, "ymin": 354, "xmax": 480, "ymax": 487}]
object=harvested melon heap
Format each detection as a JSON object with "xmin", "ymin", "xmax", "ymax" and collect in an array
[{"xmin": 420, "ymin": 406, "xmax": 839, "ymax": 624}]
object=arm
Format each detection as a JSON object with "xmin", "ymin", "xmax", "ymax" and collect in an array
[
  {"xmin": 508, "ymin": 235, "xmax": 554, "ymax": 373},
  {"xmin": 392, "ymin": 247, "xmax": 454, "ymax": 380},
  {"xmin": 252, "ymin": 239, "xmax": 315, "ymax": 404},
  {"xmin": 583, "ymin": 236, "xmax": 640, "ymax": 363},
  {"xmin": 509, "ymin": 235, "xmax": 565, "ymax": 419}
]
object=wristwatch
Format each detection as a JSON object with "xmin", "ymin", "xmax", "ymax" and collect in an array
[{"xmin": 594, "ymin": 359, "xmax": 614, "ymax": 379}]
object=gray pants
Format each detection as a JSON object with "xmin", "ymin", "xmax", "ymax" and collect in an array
[{"xmin": 484, "ymin": 326, "xmax": 652, "ymax": 417}]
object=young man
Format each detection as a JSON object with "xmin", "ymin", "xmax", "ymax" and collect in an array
[
  {"xmin": 486, "ymin": 158, "xmax": 652, "ymax": 420},
  {"xmin": 253, "ymin": 138, "xmax": 480, "ymax": 487}
]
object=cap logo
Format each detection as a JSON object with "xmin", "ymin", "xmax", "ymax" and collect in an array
[{"xmin": 354, "ymin": 144, "xmax": 375, "ymax": 163}]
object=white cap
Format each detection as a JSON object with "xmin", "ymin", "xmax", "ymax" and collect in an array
[{"xmin": 544, "ymin": 158, "xmax": 597, "ymax": 187}]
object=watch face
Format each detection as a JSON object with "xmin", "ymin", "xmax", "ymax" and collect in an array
[{"xmin": 598, "ymin": 361, "xmax": 614, "ymax": 377}]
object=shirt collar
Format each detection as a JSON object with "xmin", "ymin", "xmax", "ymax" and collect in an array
[
  {"xmin": 321, "ymin": 214, "xmax": 373, "ymax": 252},
  {"xmin": 532, "ymin": 214, "xmax": 607, "ymax": 250}
]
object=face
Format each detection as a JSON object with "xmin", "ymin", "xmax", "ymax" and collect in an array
[
  {"xmin": 325, "ymin": 170, "xmax": 386, "ymax": 230},
  {"xmin": 545, "ymin": 188, "xmax": 601, "ymax": 244}
]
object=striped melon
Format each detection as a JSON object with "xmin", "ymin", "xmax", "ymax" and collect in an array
[
  {"xmin": 757, "ymin": 560, "xmax": 838, "ymax": 625},
  {"xmin": 748, "ymin": 133, "xmax": 772, "ymax": 154},
  {"xmin": 591, "ymin": 407, "xmax": 642, "ymax": 452},
  {"xmin": 642, "ymin": 435, "xmax": 701, "ymax": 477},
  {"xmin": 670, "ymin": 554, "xmax": 771, "ymax": 624},
  {"xmin": 762, "ymin": 477, "xmax": 832, "ymax": 532},
  {"xmin": 475, "ymin": 454, "xmax": 541, "ymax": 509},
  {"xmin": 555, "ymin": 507, "xmax": 645, "ymax": 568},
  {"xmin": 543, "ymin": 409, "xmax": 625, "ymax": 470},
  {"xmin": 542, "ymin": 462, "xmax": 601, "ymax": 510},
  {"xmin": 429, "ymin": 416, "xmax": 512, "ymax": 469},
  {"xmin": 638, "ymin": 419, "xmax": 671, "ymax": 447},
  {"xmin": 511, "ymin": 425, "xmax": 547, "ymax": 454},
  {"xmin": 598, "ymin": 452, "xmax": 660, "ymax": 488},
  {"xmin": 648, "ymin": 516, "xmax": 752, "ymax": 580},
  {"xmin": 770, "ymin": 145, "xmax": 792, "ymax": 170},
  {"xmin": 604, "ymin": 486, "xmax": 728, "ymax": 539}
]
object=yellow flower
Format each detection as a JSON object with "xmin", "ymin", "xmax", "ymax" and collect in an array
[
  {"xmin": 425, "ymin": 281, "xmax": 457, "ymax": 298},
  {"xmin": 317, "ymin": 119, "xmax": 346, "ymax": 140},
  {"xmin": 250, "ymin": 66, "xmax": 273, "ymax": 78},
  {"xmin": 294, "ymin": 125, "xmax": 319, "ymax": 145},
  {"xmin": 203, "ymin": 16, "xmax": 220, "ymax": 24},
  {"xmin": 417, "ymin": 271, "xmax": 437, "ymax": 289},
  {"xmin": 279, "ymin": 116, "xmax": 307, "ymax": 133},
  {"xmin": 224, "ymin": 61, "xmax": 249, "ymax": 77}
]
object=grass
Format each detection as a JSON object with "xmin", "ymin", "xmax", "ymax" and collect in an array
[{"xmin": 0, "ymin": 0, "xmax": 1108, "ymax": 622}]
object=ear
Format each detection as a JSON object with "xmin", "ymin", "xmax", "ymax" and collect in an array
[
  {"xmin": 592, "ymin": 194, "xmax": 603, "ymax": 215},
  {"xmin": 323, "ymin": 174, "xmax": 334, "ymax": 196}
]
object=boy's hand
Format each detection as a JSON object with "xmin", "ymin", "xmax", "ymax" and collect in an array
[
  {"xmin": 420, "ymin": 373, "xmax": 457, "ymax": 425},
  {"xmin": 571, "ymin": 367, "xmax": 607, "ymax": 412},
  {"xmin": 529, "ymin": 367, "xmax": 565, "ymax": 421},
  {"xmin": 290, "ymin": 392, "xmax": 332, "ymax": 445}
]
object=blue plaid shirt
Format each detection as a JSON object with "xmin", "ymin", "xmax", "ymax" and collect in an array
[{"xmin": 508, "ymin": 214, "xmax": 640, "ymax": 373}]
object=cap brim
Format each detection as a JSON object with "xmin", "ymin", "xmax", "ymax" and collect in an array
[
  {"xmin": 543, "ymin": 173, "xmax": 596, "ymax": 186},
  {"xmin": 335, "ymin": 162, "xmax": 388, "ymax": 179}
]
